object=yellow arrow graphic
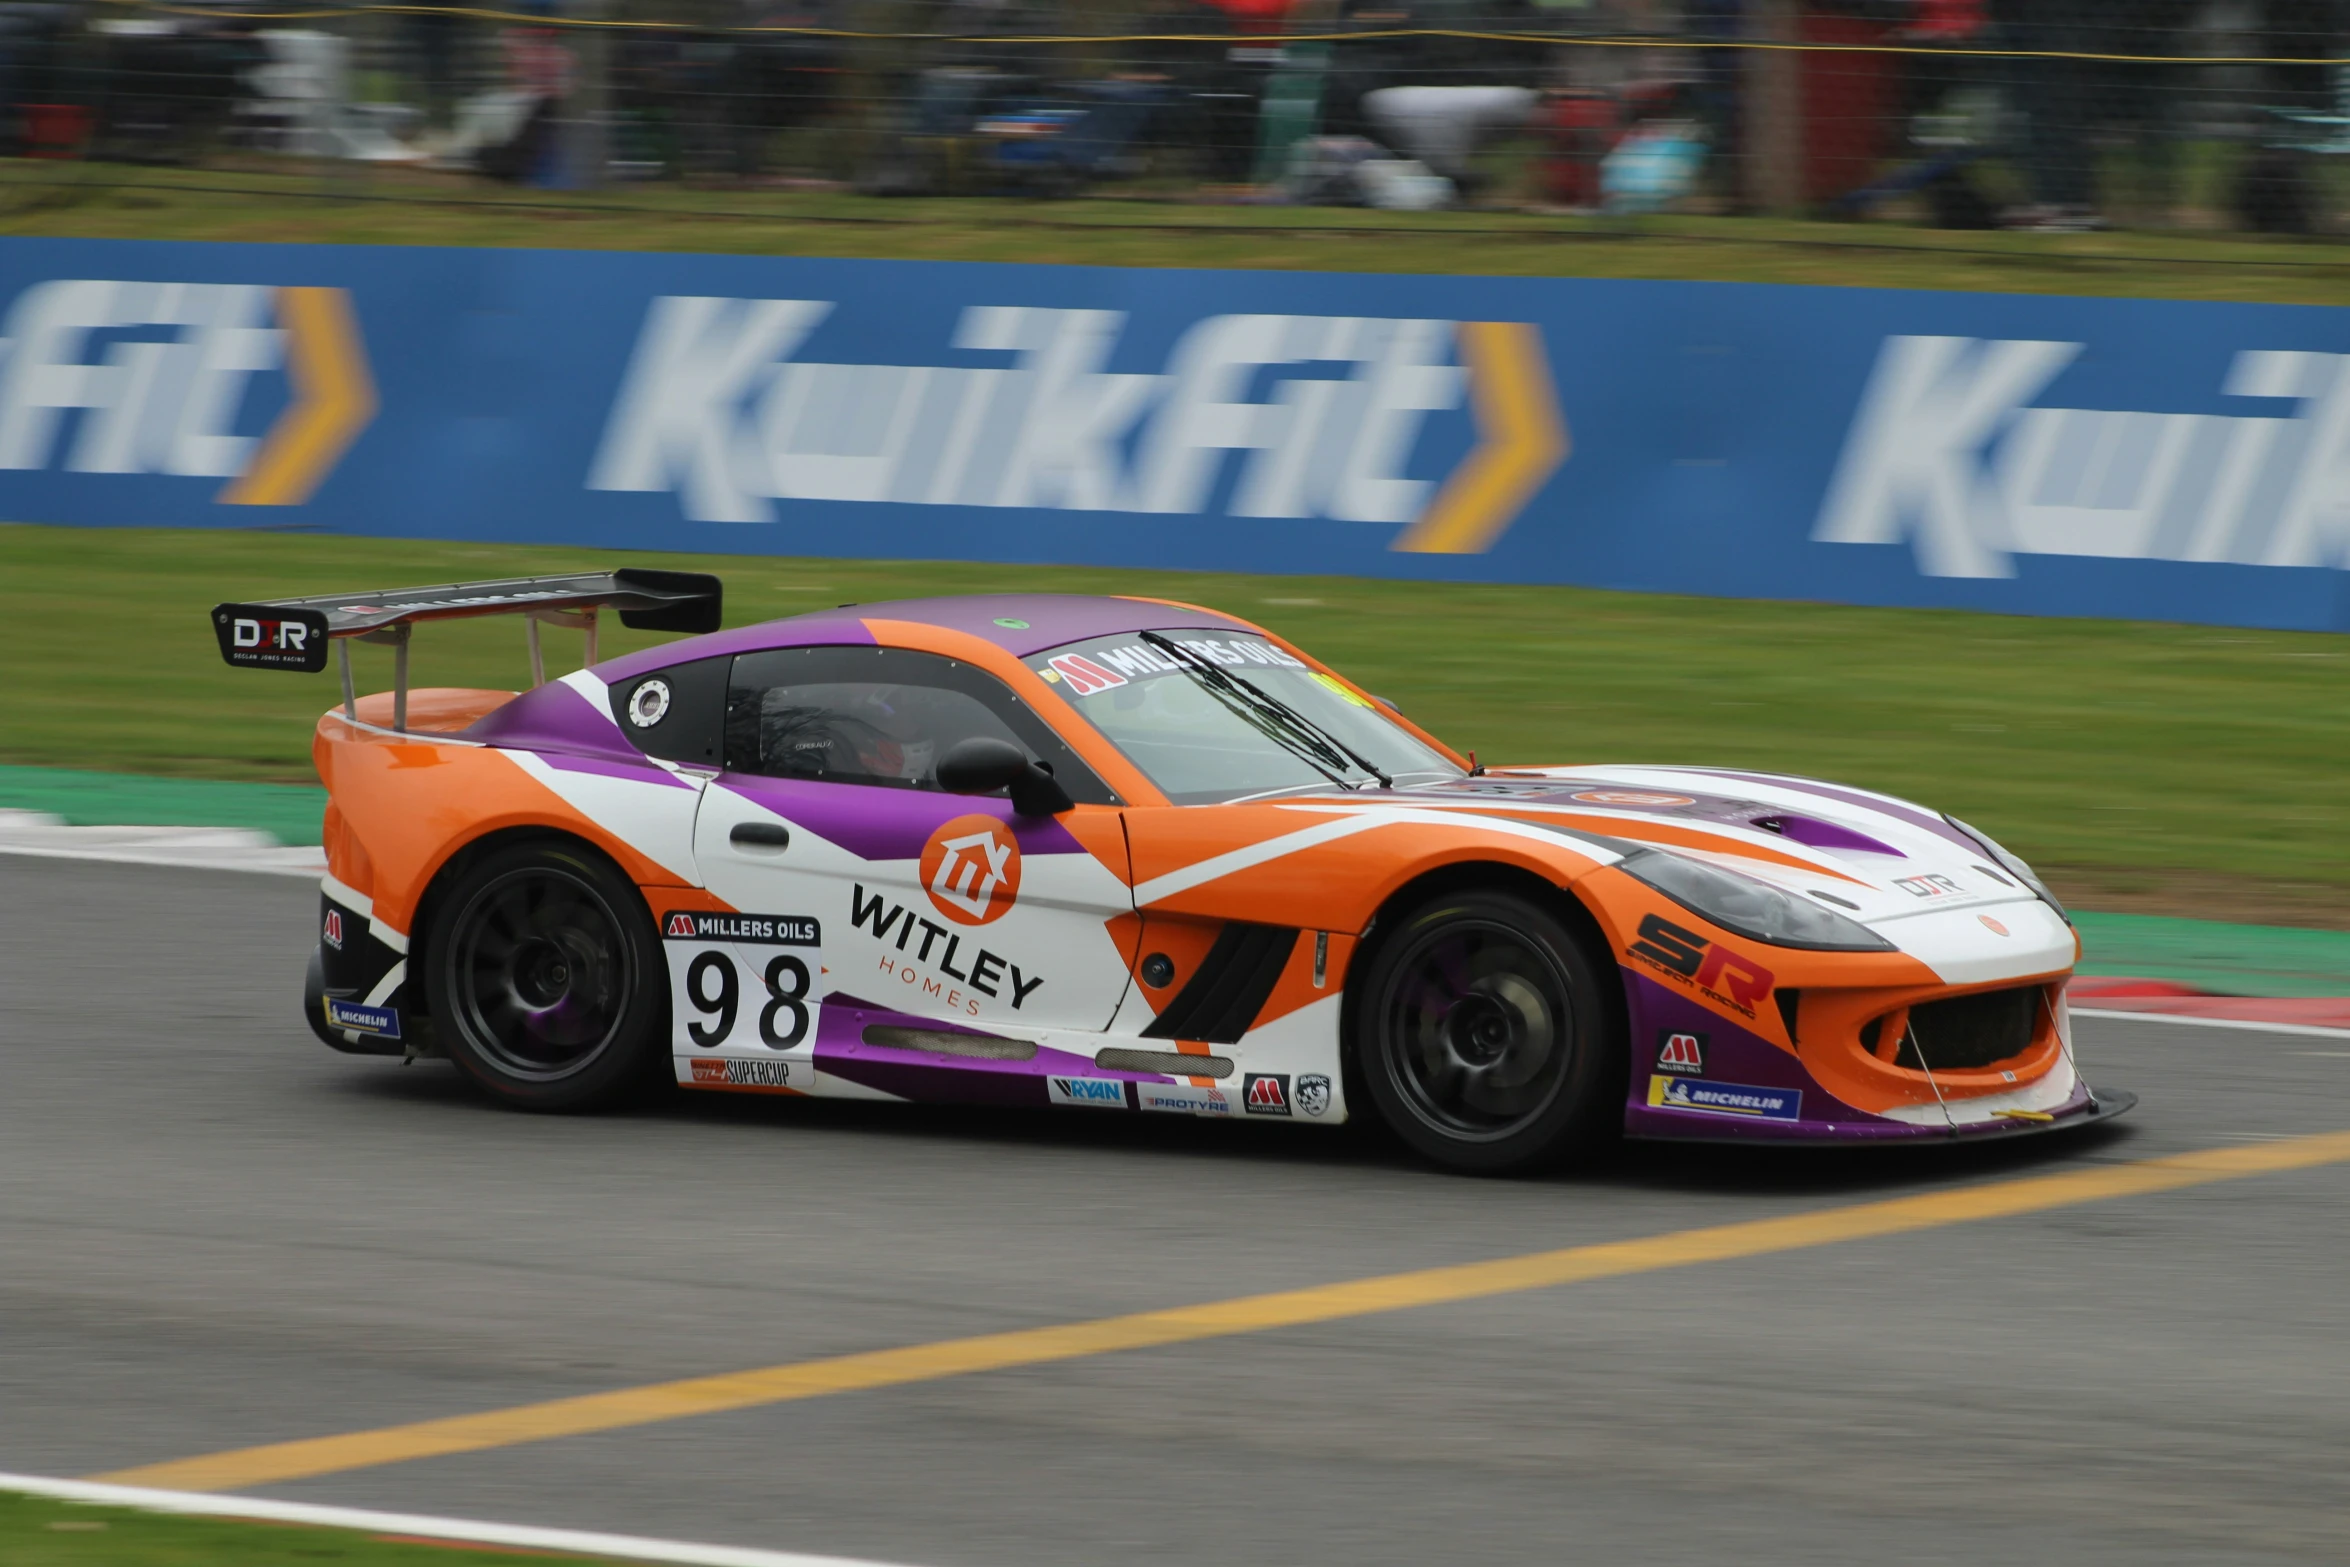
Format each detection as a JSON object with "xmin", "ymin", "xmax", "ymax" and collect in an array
[
  {"xmin": 220, "ymin": 286, "xmax": 376, "ymax": 507},
  {"xmin": 1391, "ymin": 319, "xmax": 1569, "ymax": 555}
]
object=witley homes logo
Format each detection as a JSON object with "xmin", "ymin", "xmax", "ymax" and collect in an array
[
  {"xmin": 921, "ymin": 816, "xmax": 1021, "ymax": 926},
  {"xmin": 0, "ymin": 279, "xmax": 374, "ymax": 504},
  {"xmin": 587, "ymin": 299, "xmax": 1568, "ymax": 554}
]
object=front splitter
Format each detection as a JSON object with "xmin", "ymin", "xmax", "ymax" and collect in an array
[{"xmin": 1626, "ymin": 1086, "xmax": 2138, "ymax": 1148}]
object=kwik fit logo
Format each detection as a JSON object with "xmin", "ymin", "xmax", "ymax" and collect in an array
[
  {"xmin": 0, "ymin": 279, "xmax": 374, "ymax": 505},
  {"xmin": 587, "ymin": 300, "xmax": 1568, "ymax": 554},
  {"xmin": 1816, "ymin": 336, "xmax": 2350, "ymax": 576}
]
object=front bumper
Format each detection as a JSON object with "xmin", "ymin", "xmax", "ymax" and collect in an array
[{"xmin": 1617, "ymin": 954, "xmax": 2135, "ymax": 1145}]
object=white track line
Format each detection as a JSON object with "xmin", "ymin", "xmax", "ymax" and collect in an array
[
  {"xmin": 0, "ymin": 811, "xmax": 323, "ymax": 878},
  {"xmin": 0, "ymin": 843, "xmax": 325, "ymax": 877},
  {"xmin": 0, "ymin": 1473, "xmax": 923, "ymax": 1567},
  {"xmin": 2072, "ymin": 1007, "xmax": 2350, "ymax": 1041}
]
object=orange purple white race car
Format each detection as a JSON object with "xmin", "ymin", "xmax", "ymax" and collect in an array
[{"xmin": 215, "ymin": 571, "xmax": 2129, "ymax": 1173}]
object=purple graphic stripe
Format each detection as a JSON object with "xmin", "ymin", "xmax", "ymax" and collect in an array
[
  {"xmin": 1402, "ymin": 778, "xmax": 1905, "ymax": 858},
  {"xmin": 813, "ymin": 1054, "xmax": 1050, "ymax": 1109},
  {"xmin": 718, "ymin": 773, "xmax": 1082, "ymax": 863},
  {"xmin": 465, "ymin": 677, "xmax": 616, "ymax": 750},
  {"xmin": 1658, "ymin": 769, "xmax": 1981, "ymax": 854},
  {"xmin": 1621, "ymin": 969, "xmax": 1828, "ymax": 1097},
  {"xmin": 803, "ymin": 994, "xmax": 1174, "ymax": 1107},
  {"xmin": 1765, "ymin": 815, "xmax": 1903, "ymax": 857}
]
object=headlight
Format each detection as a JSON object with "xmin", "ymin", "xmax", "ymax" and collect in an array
[
  {"xmin": 1946, "ymin": 816, "xmax": 2069, "ymax": 923},
  {"xmin": 1619, "ymin": 850, "xmax": 1894, "ymax": 951}
]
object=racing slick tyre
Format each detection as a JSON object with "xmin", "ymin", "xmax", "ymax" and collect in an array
[
  {"xmin": 424, "ymin": 840, "xmax": 666, "ymax": 1112},
  {"xmin": 1354, "ymin": 889, "xmax": 1624, "ymax": 1175}
]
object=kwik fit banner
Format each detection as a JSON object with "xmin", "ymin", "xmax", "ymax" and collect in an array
[{"xmin": 4, "ymin": 236, "xmax": 2349, "ymax": 632}]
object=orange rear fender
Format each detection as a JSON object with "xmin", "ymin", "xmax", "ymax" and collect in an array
[{"xmin": 317, "ymin": 727, "xmax": 684, "ymax": 938}]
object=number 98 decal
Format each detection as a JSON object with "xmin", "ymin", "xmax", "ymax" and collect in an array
[
  {"xmin": 684, "ymin": 951, "xmax": 812, "ymax": 1047},
  {"xmin": 661, "ymin": 911, "xmax": 823, "ymax": 1057}
]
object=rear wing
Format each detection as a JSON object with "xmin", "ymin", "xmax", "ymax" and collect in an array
[{"xmin": 210, "ymin": 569, "xmax": 723, "ymax": 731}]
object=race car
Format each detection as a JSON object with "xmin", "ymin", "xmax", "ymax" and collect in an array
[{"xmin": 215, "ymin": 571, "xmax": 2130, "ymax": 1173}]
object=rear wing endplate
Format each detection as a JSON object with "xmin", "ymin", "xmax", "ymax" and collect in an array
[{"xmin": 210, "ymin": 569, "xmax": 723, "ymax": 731}]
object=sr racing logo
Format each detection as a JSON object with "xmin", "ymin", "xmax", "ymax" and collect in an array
[{"xmin": 1628, "ymin": 913, "xmax": 1775, "ymax": 1021}]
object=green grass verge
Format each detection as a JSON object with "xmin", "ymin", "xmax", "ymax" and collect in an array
[
  {"xmin": 9, "ymin": 163, "xmax": 2350, "ymax": 303},
  {"xmin": 6, "ymin": 522, "xmax": 2348, "ymax": 925},
  {"xmin": 2072, "ymin": 911, "xmax": 2350, "ymax": 997},
  {"xmin": 0, "ymin": 763, "xmax": 326, "ymax": 845},
  {"xmin": 0, "ymin": 1491, "xmax": 605, "ymax": 1566}
]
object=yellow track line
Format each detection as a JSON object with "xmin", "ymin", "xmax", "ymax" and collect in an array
[{"xmin": 98, "ymin": 1128, "xmax": 2350, "ymax": 1494}]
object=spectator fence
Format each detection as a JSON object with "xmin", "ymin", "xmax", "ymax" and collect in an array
[{"xmin": 5, "ymin": 0, "xmax": 2350, "ymax": 235}]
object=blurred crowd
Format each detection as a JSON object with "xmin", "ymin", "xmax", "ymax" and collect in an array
[{"xmin": 3, "ymin": 0, "xmax": 2346, "ymax": 230}]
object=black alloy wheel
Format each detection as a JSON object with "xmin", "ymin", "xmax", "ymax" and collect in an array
[
  {"xmin": 1355, "ymin": 889, "xmax": 1624, "ymax": 1174},
  {"xmin": 426, "ymin": 841, "xmax": 665, "ymax": 1111}
]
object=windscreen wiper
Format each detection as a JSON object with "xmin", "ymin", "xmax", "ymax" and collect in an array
[
  {"xmin": 1138, "ymin": 633, "xmax": 1357, "ymax": 792},
  {"xmin": 1140, "ymin": 632, "xmax": 1394, "ymax": 790}
]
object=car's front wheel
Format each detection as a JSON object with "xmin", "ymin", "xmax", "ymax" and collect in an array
[
  {"xmin": 1354, "ymin": 889, "xmax": 1623, "ymax": 1174},
  {"xmin": 425, "ymin": 840, "xmax": 665, "ymax": 1111}
]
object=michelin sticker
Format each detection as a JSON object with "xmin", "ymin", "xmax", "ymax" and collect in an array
[
  {"xmin": 1647, "ymin": 1075, "xmax": 1801, "ymax": 1121},
  {"xmin": 324, "ymin": 998, "xmax": 400, "ymax": 1038}
]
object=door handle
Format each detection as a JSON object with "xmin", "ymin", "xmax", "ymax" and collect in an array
[{"xmin": 729, "ymin": 822, "xmax": 791, "ymax": 850}]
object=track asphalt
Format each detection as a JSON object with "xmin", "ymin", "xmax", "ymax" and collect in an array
[{"xmin": 4, "ymin": 856, "xmax": 2347, "ymax": 1566}]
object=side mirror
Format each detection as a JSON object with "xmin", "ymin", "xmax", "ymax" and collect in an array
[{"xmin": 937, "ymin": 736, "xmax": 1074, "ymax": 817}]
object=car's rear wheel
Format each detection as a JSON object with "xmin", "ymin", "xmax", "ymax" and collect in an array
[
  {"xmin": 425, "ymin": 840, "xmax": 664, "ymax": 1111},
  {"xmin": 1354, "ymin": 889, "xmax": 1623, "ymax": 1174}
]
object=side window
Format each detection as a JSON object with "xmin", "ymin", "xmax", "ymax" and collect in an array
[{"xmin": 723, "ymin": 646, "xmax": 1119, "ymax": 804}]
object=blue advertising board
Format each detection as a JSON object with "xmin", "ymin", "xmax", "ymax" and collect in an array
[{"xmin": 2, "ymin": 236, "xmax": 2346, "ymax": 631}]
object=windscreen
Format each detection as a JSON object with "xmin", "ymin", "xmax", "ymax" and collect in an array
[{"xmin": 1027, "ymin": 631, "xmax": 1461, "ymax": 804}]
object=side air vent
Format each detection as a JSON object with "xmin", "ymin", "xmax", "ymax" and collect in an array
[
  {"xmin": 863, "ymin": 1025, "xmax": 1036, "ymax": 1061},
  {"xmin": 1095, "ymin": 1048, "xmax": 1235, "ymax": 1080},
  {"xmin": 1896, "ymin": 986, "xmax": 2042, "ymax": 1071},
  {"xmin": 1775, "ymin": 988, "xmax": 1802, "ymax": 1047},
  {"xmin": 1139, "ymin": 923, "xmax": 1300, "ymax": 1045}
]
